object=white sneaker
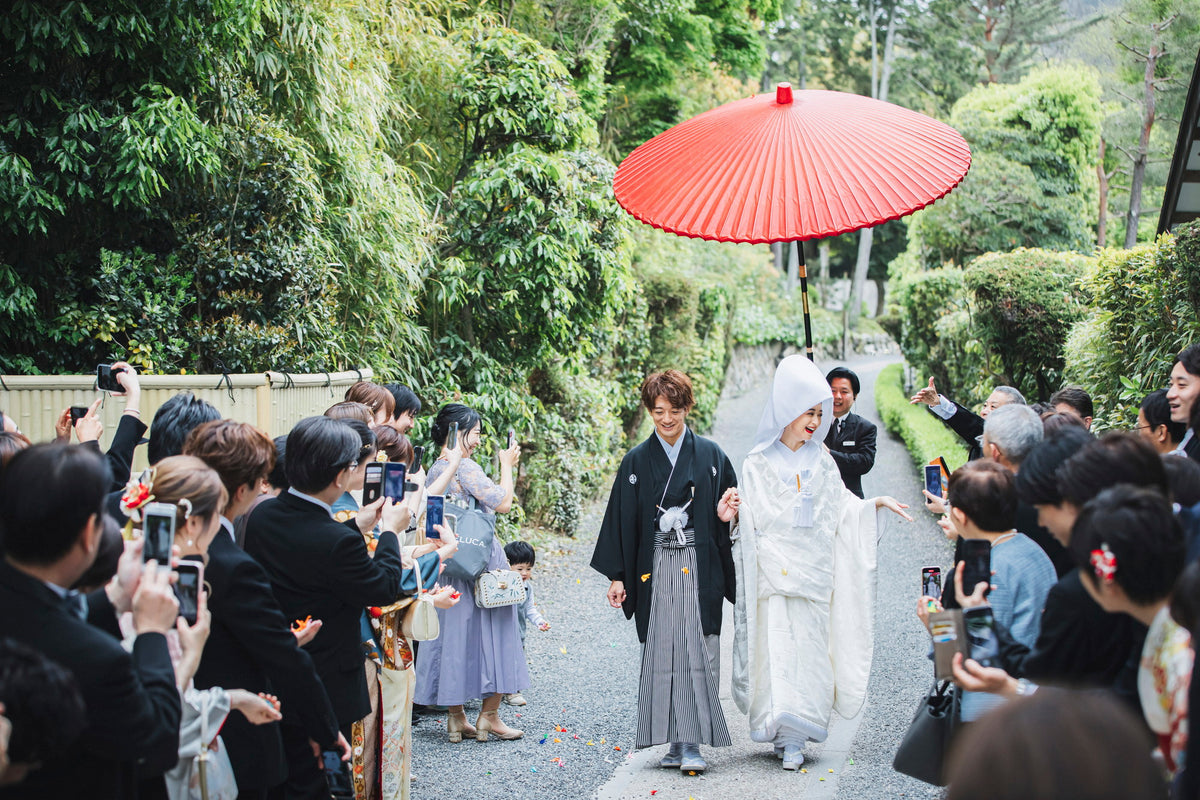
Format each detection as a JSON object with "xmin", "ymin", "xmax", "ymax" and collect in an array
[{"xmin": 503, "ymin": 692, "xmax": 527, "ymax": 706}]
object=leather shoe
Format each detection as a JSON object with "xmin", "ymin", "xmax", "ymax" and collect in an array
[
  {"xmin": 660, "ymin": 742, "xmax": 683, "ymax": 768},
  {"xmin": 680, "ymin": 743, "xmax": 707, "ymax": 773}
]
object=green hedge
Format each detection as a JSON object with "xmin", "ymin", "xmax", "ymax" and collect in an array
[{"xmin": 875, "ymin": 363, "xmax": 970, "ymax": 472}]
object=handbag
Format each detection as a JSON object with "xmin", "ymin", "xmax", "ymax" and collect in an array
[
  {"xmin": 166, "ymin": 689, "xmax": 238, "ymax": 800},
  {"xmin": 441, "ymin": 497, "xmax": 495, "ymax": 582},
  {"xmin": 475, "ymin": 569, "xmax": 525, "ymax": 609},
  {"xmin": 400, "ymin": 560, "xmax": 439, "ymax": 641},
  {"xmin": 892, "ymin": 680, "xmax": 960, "ymax": 786}
]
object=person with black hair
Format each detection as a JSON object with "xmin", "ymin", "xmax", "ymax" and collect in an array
[
  {"xmin": 328, "ymin": 418, "xmax": 377, "ymax": 521},
  {"xmin": 418, "ymin": 402, "xmax": 528, "ymax": 744},
  {"xmin": 1164, "ymin": 455, "xmax": 1200, "ymax": 507},
  {"xmin": 1168, "ymin": 343, "xmax": 1200, "ymax": 460},
  {"xmin": 822, "ymin": 366, "xmax": 876, "ymax": 498},
  {"xmin": 1140, "ymin": 389, "xmax": 1188, "ymax": 454},
  {"xmin": 103, "ymin": 391, "xmax": 222, "ymax": 522},
  {"xmin": 0, "ymin": 444, "xmax": 182, "ymax": 800},
  {"xmin": 1049, "ymin": 386, "xmax": 1094, "ymax": 430},
  {"xmin": 383, "ymin": 384, "xmax": 422, "ymax": 435},
  {"xmin": 501, "ymin": 540, "xmax": 550, "ymax": 708},
  {"xmin": 0, "ymin": 638, "xmax": 86, "ymax": 787},
  {"xmin": 246, "ymin": 416, "xmax": 453, "ymax": 798},
  {"xmin": 1072, "ymin": 486, "xmax": 1189, "ymax": 777},
  {"xmin": 917, "ymin": 461, "xmax": 1055, "ymax": 723}
]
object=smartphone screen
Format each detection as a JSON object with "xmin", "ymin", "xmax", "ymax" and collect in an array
[
  {"xmin": 174, "ymin": 563, "xmax": 202, "ymax": 626},
  {"xmin": 960, "ymin": 539, "xmax": 991, "ymax": 598},
  {"xmin": 507, "ymin": 429, "xmax": 515, "ymax": 449},
  {"xmin": 96, "ymin": 363, "xmax": 124, "ymax": 392},
  {"xmin": 963, "ymin": 606, "xmax": 1001, "ymax": 667},
  {"xmin": 411, "ymin": 446, "xmax": 425, "ymax": 472},
  {"xmin": 383, "ymin": 463, "xmax": 407, "ymax": 502},
  {"xmin": 70, "ymin": 406, "xmax": 89, "ymax": 424},
  {"xmin": 924, "ymin": 464, "xmax": 943, "ymax": 497},
  {"xmin": 426, "ymin": 494, "xmax": 444, "ymax": 537},
  {"xmin": 921, "ymin": 566, "xmax": 942, "ymax": 598},
  {"xmin": 362, "ymin": 462, "xmax": 384, "ymax": 505},
  {"xmin": 142, "ymin": 507, "xmax": 175, "ymax": 564},
  {"xmin": 447, "ymin": 421, "xmax": 459, "ymax": 451}
]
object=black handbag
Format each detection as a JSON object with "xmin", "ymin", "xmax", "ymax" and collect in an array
[
  {"xmin": 440, "ymin": 497, "xmax": 495, "ymax": 583},
  {"xmin": 892, "ymin": 681, "xmax": 961, "ymax": 786}
]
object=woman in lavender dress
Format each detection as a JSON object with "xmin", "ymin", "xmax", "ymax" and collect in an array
[{"xmin": 414, "ymin": 403, "xmax": 528, "ymax": 741}]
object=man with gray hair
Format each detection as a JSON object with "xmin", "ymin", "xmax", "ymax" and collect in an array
[
  {"xmin": 981, "ymin": 404, "xmax": 1043, "ymax": 471},
  {"xmin": 910, "ymin": 377, "xmax": 1025, "ymax": 461},
  {"xmin": 982, "ymin": 403, "xmax": 1072, "ymax": 576}
]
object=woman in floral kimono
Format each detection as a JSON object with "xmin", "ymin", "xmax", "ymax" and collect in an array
[{"xmin": 729, "ymin": 355, "xmax": 911, "ymax": 770}]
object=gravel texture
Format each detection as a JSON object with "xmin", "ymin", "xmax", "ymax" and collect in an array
[{"xmin": 410, "ymin": 354, "xmax": 953, "ymax": 800}]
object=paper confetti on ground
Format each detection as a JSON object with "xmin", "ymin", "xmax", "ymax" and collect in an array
[{"xmin": 560, "ymin": 647, "xmax": 568, "ymax": 655}]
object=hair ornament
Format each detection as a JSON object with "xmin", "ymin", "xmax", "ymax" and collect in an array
[
  {"xmin": 1090, "ymin": 544, "xmax": 1118, "ymax": 584},
  {"xmin": 178, "ymin": 497, "xmax": 193, "ymax": 520}
]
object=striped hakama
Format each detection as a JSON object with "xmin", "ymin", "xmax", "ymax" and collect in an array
[{"xmin": 636, "ymin": 529, "xmax": 732, "ymax": 749}]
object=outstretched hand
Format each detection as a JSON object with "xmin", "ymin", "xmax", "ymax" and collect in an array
[
  {"xmin": 909, "ymin": 377, "xmax": 939, "ymax": 407},
  {"xmin": 873, "ymin": 496, "xmax": 913, "ymax": 521}
]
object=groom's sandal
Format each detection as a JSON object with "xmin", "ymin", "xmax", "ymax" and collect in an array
[
  {"xmin": 680, "ymin": 743, "xmax": 707, "ymax": 773},
  {"xmin": 660, "ymin": 742, "xmax": 684, "ymax": 768}
]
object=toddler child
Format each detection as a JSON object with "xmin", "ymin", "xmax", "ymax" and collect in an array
[{"xmin": 503, "ymin": 540, "xmax": 550, "ymax": 706}]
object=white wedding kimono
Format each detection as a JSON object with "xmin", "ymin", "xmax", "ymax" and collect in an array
[{"xmin": 731, "ymin": 355, "xmax": 880, "ymax": 748}]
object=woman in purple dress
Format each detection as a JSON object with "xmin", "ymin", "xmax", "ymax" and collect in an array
[{"xmin": 414, "ymin": 403, "xmax": 527, "ymax": 741}]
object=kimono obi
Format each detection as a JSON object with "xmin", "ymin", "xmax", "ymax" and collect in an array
[{"xmin": 654, "ymin": 529, "xmax": 696, "ymax": 549}]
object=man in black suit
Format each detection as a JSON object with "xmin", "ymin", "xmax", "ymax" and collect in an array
[
  {"xmin": 910, "ymin": 377, "xmax": 1026, "ymax": 462},
  {"xmin": 183, "ymin": 420, "xmax": 346, "ymax": 800},
  {"xmin": 0, "ymin": 444, "xmax": 182, "ymax": 799},
  {"xmin": 245, "ymin": 416, "xmax": 415, "ymax": 798},
  {"xmin": 823, "ymin": 367, "xmax": 877, "ymax": 498},
  {"xmin": 1168, "ymin": 343, "xmax": 1200, "ymax": 461}
]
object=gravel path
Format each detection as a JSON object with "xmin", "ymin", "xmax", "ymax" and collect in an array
[{"xmin": 410, "ymin": 354, "xmax": 953, "ymax": 800}]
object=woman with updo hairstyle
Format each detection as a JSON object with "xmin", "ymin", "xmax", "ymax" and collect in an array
[
  {"xmin": 125, "ymin": 455, "xmax": 282, "ymax": 798},
  {"xmin": 415, "ymin": 402, "xmax": 526, "ymax": 742},
  {"xmin": 0, "ymin": 430, "xmax": 31, "ymax": 469},
  {"xmin": 1071, "ymin": 484, "xmax": 1190, "ymax": 777},
  {"xmin": 324, "ymin": 401, "xmax": 373, "ymax": 425},
  {"xmin": 344, "ymin": 382, "xmax": 395, "ymax": 428}
]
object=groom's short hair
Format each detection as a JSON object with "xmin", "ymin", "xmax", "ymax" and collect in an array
[{"xmin": 641, "ymin": 370, "xmax": 695, "ymax": 412}]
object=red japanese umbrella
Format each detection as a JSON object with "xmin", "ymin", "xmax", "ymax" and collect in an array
[{"xmin": 613, "ymin": 83, "xmax": 971, "ymax": 358}]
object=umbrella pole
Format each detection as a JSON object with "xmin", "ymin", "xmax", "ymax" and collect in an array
[{"xmin": 798, "ymin": 246, "xmax": 814, "ymax": 361}]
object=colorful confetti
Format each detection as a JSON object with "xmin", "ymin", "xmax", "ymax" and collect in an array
[{"xmin": 682, "ymin": 567, "xmax": 690, "ymax": 574}]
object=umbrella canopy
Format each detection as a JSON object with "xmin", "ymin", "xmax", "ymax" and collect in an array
[{"xmin": 613, "ymin": 84, "xmax": 971, "ymax": 244}]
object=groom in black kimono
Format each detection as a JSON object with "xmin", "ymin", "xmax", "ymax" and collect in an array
[{"xmin": 591, "ymin": 369, "xmax": 739, "ymax": 774}]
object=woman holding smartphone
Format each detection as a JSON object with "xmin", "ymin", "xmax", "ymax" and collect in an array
[
  {"xmin": 414, "ymin": 403, "xmax": 525, "ymax": 742},
  {"xmin": 121, "ymin": 456, "xmax": 283, "ymax": 798},
  {"xmin": 727, "ymin": 356, "xmax": 911, "ymax": 771}
]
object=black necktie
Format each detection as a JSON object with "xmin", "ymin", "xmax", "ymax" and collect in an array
[
  {"xmin": 836, "ymin": 418, "xmax": 845, "ymax": 440},
  {"xmin": 63, "ymin": 589, "xmax": 87, "ymax": 621}
]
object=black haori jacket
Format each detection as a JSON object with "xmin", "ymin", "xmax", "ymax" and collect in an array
[{"xmin": 591, "ymin": 429, "xmax": 737, "ymax": 642}]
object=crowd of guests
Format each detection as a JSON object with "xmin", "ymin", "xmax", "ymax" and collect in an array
[
  {"xmin": 910, "ymin": 344, "xmax": 1200, "ymax": 799},
  {"xmin": 0, "ymin": 371, "xmax": 549, "ymax": 800}
]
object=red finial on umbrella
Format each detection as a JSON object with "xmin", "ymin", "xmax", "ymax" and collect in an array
[{"xmin": 776, "ymin": 83, "xmax": 793, "ymax": 105}]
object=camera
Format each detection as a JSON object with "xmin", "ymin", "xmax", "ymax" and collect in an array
[{"xmin": 96, "ymin": 364, "xmax": 126, "ymax": 392}]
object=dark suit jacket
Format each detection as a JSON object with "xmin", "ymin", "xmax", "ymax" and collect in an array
[
  {"xmin": 928, "ymin": 401, "xmax": 984, "ymax": 461},
  {"xmin": 996, "ymin": 569, "xmax": 1145, "ymax": 699},
  {"xmin": 244, "ymin": 492, "xmax": 408, "ymax": 726},
  {"xmin": 82, "ymin": 413, "xmax": 148, "ymax": 494},
  {"xmin": 0, "ymin": 560, "xmax": 180, "ymax": 800},
  {"xmin": 1186, "ymin": 431, "xmax": 1200, "ymax": 462},
  {"xmin": 824, "ymin": 412, "xmax": 877, "ymax": 498},
  {"xmin": 192, "ymin": 531, "xmax": 340, "ymax": 790}
]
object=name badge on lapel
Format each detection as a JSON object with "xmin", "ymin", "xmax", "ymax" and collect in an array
[{"xmin": 842, "ymin": 440, "xmax": 856, "ymax": 446}]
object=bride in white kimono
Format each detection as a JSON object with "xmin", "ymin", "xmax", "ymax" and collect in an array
[{"xmin": 729, "ymin": 355, "xmax": 911, "ymax": 770}]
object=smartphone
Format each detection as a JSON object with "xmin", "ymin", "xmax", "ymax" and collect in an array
[
  {"xmin": 507, "ymin": 429, "xmax": 515, "ymax": 449},
  {"xmin": 960, "ymin": 539, "xmax": 992, "ymax": 598},
  {"xmin": 921, "ymin": 566, "xmax": 942, "ymax": 598},
  {"xmin": 444, "ymin": 512, "xmax": 457, "ymax": 536},
  {"xmin": 141, "ymin": 502, "xmax": 176, "ymax": 564},
  {"xmin": 930, "ymin": 609, "xmax": 967, "ymax": 681},
  {"xmin": 382, "ymin": 463, "xmax": 407, "ymax": 502},
  {"xmin": 426, "ymin": 494, "xmax": 444, "ymax": 537},
  {"xmin": 362, "ymin": 462, "xmax": 384, "ymax": 505},
  {"xmin": 69, "ymin": 406, "xmax": 89, "ymax": 425},
  {"xmin": 410, "ymin": 445, "xmax": 425, "ymax": 472},
  {"xmin": 963, "ymin": 606, "xmax": 1001, "ymax": 668},
  {"xmin": 174, "ymin": 562, "xmax": 203, "ymax": 626},
  {"xmin": 924, "ymin": 464, "xmax": 944, "ymax": 498},
  {"xmin": 447, "ymin": 421, "xmax": 459, "ymax": 451},
  {"xmin": 96, "ymin": 363, "xmax": 125, "ymax": 392}
]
